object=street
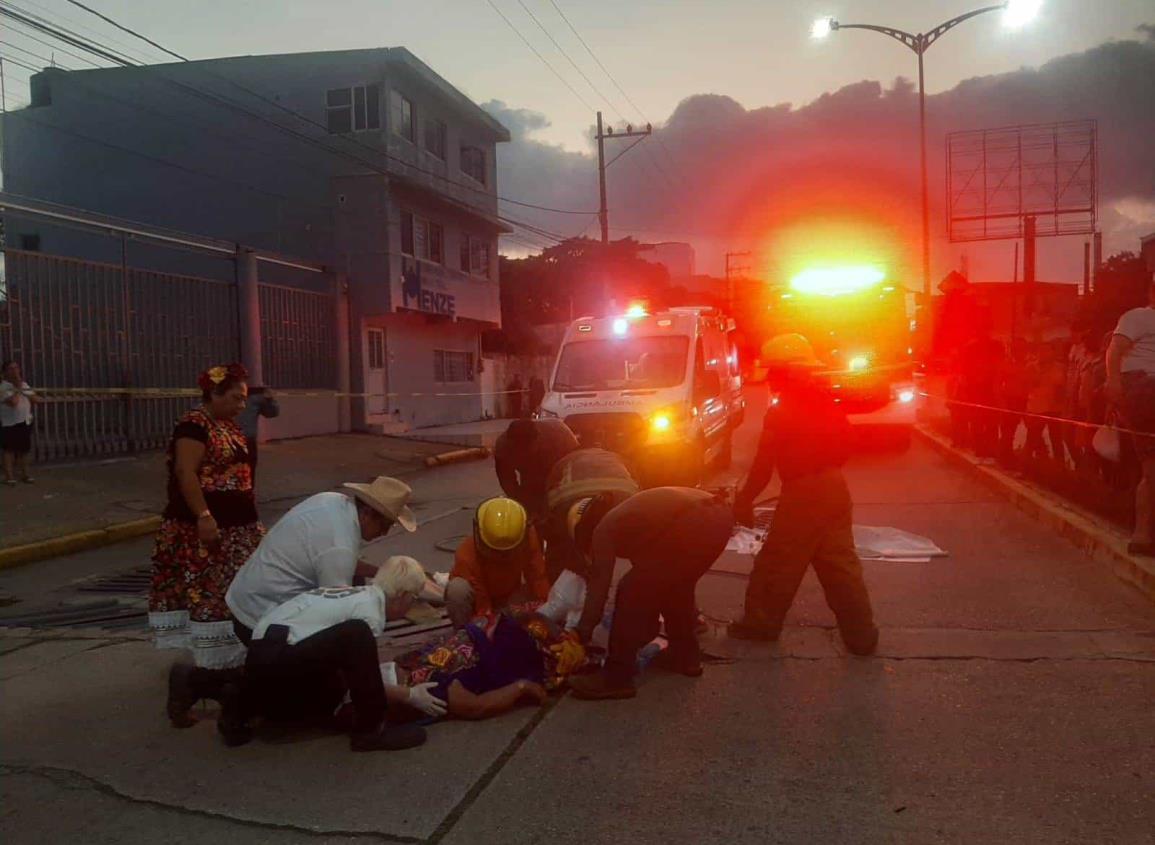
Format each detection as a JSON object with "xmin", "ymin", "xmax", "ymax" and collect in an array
[{"xmin": 2, "ymin": 386, "xmax": 1154, "ymax": 844}]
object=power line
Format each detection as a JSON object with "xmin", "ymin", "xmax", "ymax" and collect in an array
[
  {"xmin": 62, "ymin": 0, "xmax": 186, "ymax": 61},
  {"xmin": 515, "ymin": 0, "xmax": 617, "ymax": 117},
  {"xmin": 0, "ymin": 4, "xmax": 138, "ymax": 65},
  {"xmin": 1, "ymin": 39, "xmax": 76, "ymax": 69},
  {"xmin": 484, "ymin": 0, "xmax": 594, "ymax": 112},
  {"xmin": 4, "ymin": 22, "xmax": 103, "ymax": 66},
  {"xmin": 3, "ymin": 5, "xmax": 597, "ymax": 220},
  {"xmin": 9, "ymin": 0, "xmax": 166, "ymax": 63},
  {"xmin": 545, "ymin": 0, "xmax": 688, "ymax": 194},
  {"xmin": 0, "ymin": 53, "xmax": 40, "ymax": 73}
]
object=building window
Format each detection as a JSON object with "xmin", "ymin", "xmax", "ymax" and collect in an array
[
  {"xmin": 392, "ymin": 90, "xmax": 415, "ymax": 142},
  {"xmin": 460, "ymin": 145, "xmax": 486, "ymax": 185},
  {"xmin": 460, "ymin": 235, "xmax": 491, "ymax": 278},
  {"xmin": 367, "ymin": 330, "xmax": 386, "ymax": 369},
  {"xmin": 401, "ymin": 211, "xmax": 415, "ymax": 256},
  {"xmin": 326, "ymin": 84, "xmax": 380, "ymax": 134},
  {"xmin": 434, "ymin": 350, "xmax": 475, "ymax": 383},
  {"xmin": 425, "ymin": 118, "xmax": 447, "ymax": 160},
  {"xmin": 401, "ymin": 211, "xmax": 443, "ymax": 264}
]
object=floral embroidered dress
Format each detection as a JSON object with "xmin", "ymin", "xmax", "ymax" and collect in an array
[{"xmin": 149, "ymin": 408, "xmax": 265, "ymax": 668}]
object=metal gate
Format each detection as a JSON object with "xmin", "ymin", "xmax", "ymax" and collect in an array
[{"xmin": 1, "ymin": 249, "xmax": 238, "ymax": 460}]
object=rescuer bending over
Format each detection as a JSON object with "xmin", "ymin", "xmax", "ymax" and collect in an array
[{"xmin": 727, "ymin": 334, "xmax": 879, "ymax": 655}]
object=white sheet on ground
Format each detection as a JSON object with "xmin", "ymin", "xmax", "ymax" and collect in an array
[{"xmin": 725, "ymin": 508, "xmax": 947, "ymax": 563}]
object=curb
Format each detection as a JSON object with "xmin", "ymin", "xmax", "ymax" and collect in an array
[
  {"xmin": 915, "ymin": 425, "xmax": 1155, "ymax": 603},
  {"xmin": 0, "ymin": 516, "xmax": 161, "ymax": 573},
  {"xmin": 423, "ymin": 447, "xmax": 492, "ymax": 468}
]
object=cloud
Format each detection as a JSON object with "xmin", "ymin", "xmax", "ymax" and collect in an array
[{"xmin": 491, "ymin": 33, "xmax": 1155, "ymax": 280}]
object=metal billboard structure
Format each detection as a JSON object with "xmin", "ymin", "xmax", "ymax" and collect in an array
[{"xmin": 947, "ymin": 120, "xmax": 1097, "ymax": 243}]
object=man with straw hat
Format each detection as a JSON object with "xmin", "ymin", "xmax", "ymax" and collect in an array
[
  {"xmin": 727, "ymin": 334, "xmax": 878, "ymax": 656},
  {"xmin": 226, "ymin": 476, "xmax": 418, "ymax": 645}
]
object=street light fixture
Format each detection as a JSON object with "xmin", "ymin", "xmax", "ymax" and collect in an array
[{"xmin": 810, "ymin": 2, "xmax": 1041, "ymax": 298}]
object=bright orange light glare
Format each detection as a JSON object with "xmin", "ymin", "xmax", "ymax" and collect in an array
[
  {"xmin": 790, "ymin": 266, "xmax": 886, "ymax": 296},
  {"xmin": 898, "ymin": 389, "xmax": 916, "ymax": 404},
  {"xmin": 848, "ymin": 355, "xmax": 869, "ymax": 371},
  {"xmin": 626, "ymin": 303, "xmax": 648, "ymax": 319},
  {"xmin": 651, "ymin": 413, "xmax": 671, "ymax": 432}
]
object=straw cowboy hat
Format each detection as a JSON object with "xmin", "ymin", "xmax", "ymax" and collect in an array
[{"xmin": 342, "ymin": 476, "xmax": 418, "ymax": 532}]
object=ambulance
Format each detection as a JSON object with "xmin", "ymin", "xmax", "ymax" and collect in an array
[{"xmin": 537, "ymin": 306, "xmax": 745, "ymax": 486}]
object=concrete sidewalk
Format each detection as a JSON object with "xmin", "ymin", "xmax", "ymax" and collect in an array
[{"xmin": 0, "ymin": 434, "xmax": 454, "ymax": 561}]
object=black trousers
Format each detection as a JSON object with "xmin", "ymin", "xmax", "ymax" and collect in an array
[
  {"xmin": 604, "ymin": 501, "xmax": 734, "ymax": 684},
  {"xmin": 245, "ymin": 620, "xmax": 386, "ymax": 733},
  {"xmin": 744, "ymin": 470, "xmax": 876, "ymax": 652}
]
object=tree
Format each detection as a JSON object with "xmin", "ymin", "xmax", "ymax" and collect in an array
[
  {"xmin": 499, "ymin": 237, "xmax": 673, "ymax": 330},
  {"xmin": 1077, "ymin": 251, "xmax": 1151, "ymax": 337}
]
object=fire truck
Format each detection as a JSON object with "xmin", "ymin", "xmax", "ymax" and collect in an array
[{"xmin": 758, "ymin": 267, "xmax": 917, "ymax": 445}]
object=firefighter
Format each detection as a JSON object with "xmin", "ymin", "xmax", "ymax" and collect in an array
[
  {"xmin": 565, "ymin": 487, "xmax": 735, "ymax": 700},
  {"xmin": 493, "ymin": 419, "xmax": 580, "ymax": 524},
  {"xmin": 541, "ymin": 447, "xmax": 640, "ymax": 581},
  {"xmin": 445, "ymin": 497, "xmax": 550, "ymax": 628},
  {"xmin": 727, "ymin": 334, "xmax": 879, "ymax": 655}
]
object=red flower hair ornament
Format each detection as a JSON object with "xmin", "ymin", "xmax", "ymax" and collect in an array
[{"xmin": 197, "ymin": 362, "xmax": 249, "ymax": 394}]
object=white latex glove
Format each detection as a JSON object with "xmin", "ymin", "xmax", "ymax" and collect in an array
[{"xmin": 407, "ymin": 682, "xmax": 448, "ymax": 717}]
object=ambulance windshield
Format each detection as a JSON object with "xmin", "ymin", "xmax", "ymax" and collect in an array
[{"xmin": 553, "ymin": 336, "xmax": 689, "ymax": 391}]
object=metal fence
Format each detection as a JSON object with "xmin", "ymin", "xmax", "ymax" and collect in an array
[
  {"xmin": 259, "ymin": 282, "xmax": 337, "ymax": 389},
  {"xmin": 0, "ymin": 249, "xmax": 337, "ymax": 461}
]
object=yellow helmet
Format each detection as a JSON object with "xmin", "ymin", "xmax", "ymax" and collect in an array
[
  {"xmin": 762, "ymin": 333, "xmax": 823, "ymax": 368},
  {"xmin": 475, "ymin": 497, "xmax": 528, "ymax": 552},
  {"xmin": 566, "ymin": 498, "xmax": 594, "ymax": 542}
]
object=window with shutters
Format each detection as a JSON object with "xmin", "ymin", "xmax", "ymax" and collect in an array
[
  {"xmin": 400, "ymin": 211, "xmax": 443, "ymax": 264},
  {"xmin": 434, "ymin": 350, "xmax": 475, "ymax": 383},
  {"xmin": 460, "ymin": 145, "xmax": 486, "ymax": 185},
  {"xmin": 459, "ymin": 234, "xmax": 491, "ymax": 279},
  {"xmin": 392, "ymin": 90, "xmax": 415, "ymax": 142},
  {"xmin": 425, "ymin": 119, "xmax": 447, "ymax": 160},
  {"xmin": 326, "ymin": 85, "xmax": 380, "ymax": 134}
]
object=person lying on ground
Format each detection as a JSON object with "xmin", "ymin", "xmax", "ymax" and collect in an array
[
  {"xmin": 241, "ymin": 555, "xmax": 432, "ymax": 751},
  {"xmin": 392, "ymin": 611, "xmax": 585, "ymax": 720},
  {"xmin": 446, "ymin": 497, "xmax": 550, "ymax": 628}
]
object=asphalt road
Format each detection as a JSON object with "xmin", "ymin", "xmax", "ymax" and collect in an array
[{"xmin": 3, "ymin": 386, "xmax": 1154, "ymax": 844}]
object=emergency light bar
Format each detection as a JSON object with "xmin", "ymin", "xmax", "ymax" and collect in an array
[{"xmin": 789, "ymin": 266, "xmax": 885, "ymax": 296}]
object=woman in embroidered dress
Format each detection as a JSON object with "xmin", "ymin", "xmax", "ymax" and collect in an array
[{"xmin": 150, "ymin": 363, "xmax": 265, "ymax": 731}]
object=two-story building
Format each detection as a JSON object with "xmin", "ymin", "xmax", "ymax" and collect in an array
[{"xmin": 1, "ymin": 47, "xmax": 509, "ymax": 430}]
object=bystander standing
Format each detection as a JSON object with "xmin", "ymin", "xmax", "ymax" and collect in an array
[
  {"xmin": 236, "ymin": 386, "xmax": 280, "ymax": 476},
  {"xmin": 0, "ymin": 360, "xmax": 40, "ymax": 485},
  {"xmin": 1107, "ymin": 281, "xmax": 1155, "ymax": 556}
]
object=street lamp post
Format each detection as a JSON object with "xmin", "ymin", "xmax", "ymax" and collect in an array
[{"xmin": 812, "ymin": 1, "xmax": 1039, "ymax": 298}]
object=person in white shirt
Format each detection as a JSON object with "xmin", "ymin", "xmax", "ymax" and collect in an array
[
  {"xmin": 226, "ymin": 476, "xmax": 417, "ymax": 639},
  {"xmin": 244, "ymin": 556, "xmax": 435, "ymax": 752},
  {"xmin": 1108, "ymin": 280, "xmax": 1155, "ymax": 555},
  {"xmin": 1, "ymin": 360, "xmax": 40, "ymax": 485}
]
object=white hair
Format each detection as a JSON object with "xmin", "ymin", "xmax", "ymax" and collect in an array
[{"xmin": 372, "ymin": 555, "xmax": 426, "ymax": 599}]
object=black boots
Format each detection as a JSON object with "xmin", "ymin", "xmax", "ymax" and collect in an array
[{"xmin": 166, "ymin": 663, "xmax": 252, "ymax": 746}]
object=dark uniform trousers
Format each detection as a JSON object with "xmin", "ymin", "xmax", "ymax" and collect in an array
[
  {"xmin": 604, "ymin": 500, "xmax": 734, "ymax": 684},
  {"xmin": 243, "ymin": 619, "xmax": 387, "ymax": 733},
  {"xmin": 744, "ymin": 469, "xmax": 877, "ymax": 652}
]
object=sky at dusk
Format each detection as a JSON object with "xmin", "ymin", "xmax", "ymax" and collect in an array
[{"xmin": 2, "ymin": 0, "xmax": 1153, "ymax": 283}]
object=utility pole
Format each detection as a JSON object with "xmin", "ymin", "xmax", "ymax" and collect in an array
[
  {"xmin": 725, "ymin": 251, "xmax": 752, "ymax": 315},
  {"xmin": 595, "ymin": 111, "xmax": 652, "ymax": 244}
]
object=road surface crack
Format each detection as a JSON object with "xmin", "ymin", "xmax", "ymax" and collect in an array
[{"xmin": 0, "ymin": 764, "xmax": 422, "ymax": 843}]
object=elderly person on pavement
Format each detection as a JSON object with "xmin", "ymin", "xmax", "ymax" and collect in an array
[
  {"xmin": 243, "ymin": 555, "xmax": 433, "ymax": 752},
  {"xmin": 225, "ymin": 476, "xmax": 418, "ymax": 643}
]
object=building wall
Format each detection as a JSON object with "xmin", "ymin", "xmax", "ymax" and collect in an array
[
  {"xmin": 373, "ymin": 313, "xmax": 483, "ymax": 428},
  {"xmin": 2, "ymin": 48, "xmax": 508, "ymax": 434}
]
